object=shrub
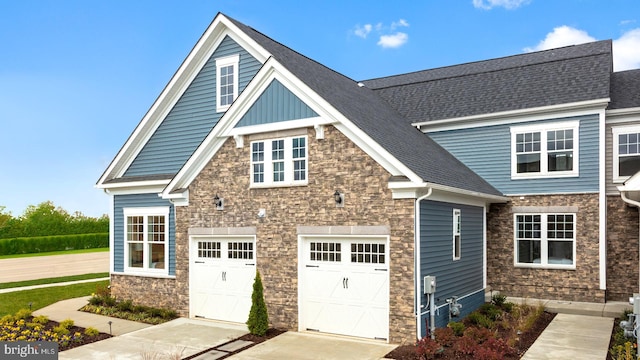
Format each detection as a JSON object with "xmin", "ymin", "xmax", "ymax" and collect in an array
[
  {"xmin": 501, "ymin": 301, "xmax": 515, "ymax": 313},
  {"xmin": 0, "ymin": 315, "xmax": 15, "ymax": 324},
  {"xmin": 463, "ymin": 326, "xmax": 494, "ymax": 344},
  {"xmin": 415, "ymin": 336, "xmax": 442, "ymax": 359},
  {"xmin": 59, "ymin": 319, "xmax": 74, "ymax": 329},
  {"xmin": 447, "ymin": 321, "xmax": 465, "ymax": 336},
  {"xmin": 0, "ymin": 233, "xmax": 108, "ymax": 255},
  {"xmin": 246, "ymin": 270, "xmax": 269, "ymax": 336},
  {"xmin": 14, "ymin": 309, "xmax": 32, "ymax": 320},
  {"xmin": 453, "ymin": 335, "xmax": 477, "ymax": 356},
  {"xmin": 491, "ymin": 293, "xmax": 507, "ymax": 307},
  {"xmin": 479, "ymin": 303, "xmax": 502, "ymax": 321},
  {"xmin": 116, "ymin": 300, "xmax": 134, "ymax": 312},
  {"xmin": 53, "ymin": 325, "xmax": 70, "ymax": 336},
  {"xmin": 32, "ymin": 315, "xmax": 49, "ymax": 324},
  {"xmin": 84, "ymin": 327, "xmax": 100, "ymax": 337},
  {"xmin": 467, "ymin": 312, "xmax": 494, "ymax": 329},
  {"xmin": 433, "ymin": 327, "xmax": 455, "ymax": 347}
]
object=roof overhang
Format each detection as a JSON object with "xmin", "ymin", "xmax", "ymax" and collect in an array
[{"xmin": 388, "ymin": 180, "xmax": 508, "ymax": 204}]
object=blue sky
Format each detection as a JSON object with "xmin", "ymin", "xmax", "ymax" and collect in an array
[{"xmin": 1, "ymin": 0, "xmax": 639, "ymax": 217}]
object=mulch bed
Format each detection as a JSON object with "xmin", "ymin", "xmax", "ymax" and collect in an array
[
  {"xmin": 384, "ymin": 311, "xmax": 555, "ymax": 360},
  {"xmin": 48, "ymin": 320, "xmax": 112, "ymax": 352}
]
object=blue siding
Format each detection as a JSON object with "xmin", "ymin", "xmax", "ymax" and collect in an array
[
  {"xmin": 235, "ymin": 79, "xmax": 318, "ymax": 127},
  {"xmin": 113, "ymin": 194, "xmax": 176, "ymax": 275},
  {"xmin": 428, "ymin": 114, "xmax": 600, "ymax": 194},
  {"xmin": 125, "ymin": 35, "xmax": 262, "ymax": 176},
  {"xmin": 419, "ymin": 200, "xmax": 484, "ymax": 333}
]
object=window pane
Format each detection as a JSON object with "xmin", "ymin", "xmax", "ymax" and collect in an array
[
  {"xmin": 219, "ymin": 65, "xmax": 234, "ymax": 106},
  {"xmin": 548, "ymin": 241, "xmax": 573, "ymax": 265},
  {"xmin": 253, "ymin": 164, "xmax": 264, "ymax": 183},
  {"xmin": 620, "ymin": 155, "xmax": 640, "ymax": 177},
  {"xmin": 252, "ymin": 142, "xmax": 264, "ymax": 162},
  {"xmin": 517, "ymin": 153, "xmax": 540, "ymax": 173},
  {"xmin": 128, "ymin": 243, "xmax": 143, "ymax": 268},
  {"xmin": 149, "ymin": 243, "xmax": 165, "ymax": 269},
  {"xmin": 517, "ymin": 240, "xmax": 541, "ymax": 264},
  {"xmin": 548, "ymin": 152, "xmax": 573, "ymax": 172},
  {"xmin": 273, "ymin": 161, "xmax": 284, "ymax": 182}
]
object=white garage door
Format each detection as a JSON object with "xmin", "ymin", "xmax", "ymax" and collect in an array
[
  {"xmin": 300, "ymin": 237, "xmax": 389, "ymax": 340},
  {"xmin": 190, "ymin": 237, "xmax": 256, "ymax": 323}
]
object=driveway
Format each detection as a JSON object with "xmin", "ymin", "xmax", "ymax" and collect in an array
[{"xmin": 0, "ymin": 252, "xmax": 109, "ymax": 282}]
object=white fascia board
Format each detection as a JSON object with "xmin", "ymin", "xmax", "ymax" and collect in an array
[
  {"xmin": 426, "ymin": 182, "xmax": 508, "ymax": 203},
  {"xmin": 414, "ymin": 98, "xmax": 610, "ymax": 133},
  {"xmin": 606, "ymin": 107, "xmax": 640, "ymax": 120},
  {"xmin": 102, "ymin": 183, "xmax": 168, "ymax": 195},
  {"xmin": 163, "ymin": 57, "xmax": 424, "ymax": 197},
  {"xmin": 388, "ymin": 181, "xmax": 508, "ymax": 204},
  {"xmin": 227, "ymin": 117, "xmax": 332, "ymax": 137},
  {"xmin": 97, "ymin": 179, "xmax": 170, "ymax": 191},
  {"xmin": 98, "ymin": 14, "xmax": 269, "ymax": 186}
]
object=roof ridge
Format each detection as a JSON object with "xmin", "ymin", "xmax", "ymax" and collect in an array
[{"xmin": 363, "ymin": 40, "xmax": 612, "ymax": 89}]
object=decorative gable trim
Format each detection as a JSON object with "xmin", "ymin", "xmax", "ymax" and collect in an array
[{"xmin": 96, "ymin": 14, "xmax": 270, "ymax": 188}]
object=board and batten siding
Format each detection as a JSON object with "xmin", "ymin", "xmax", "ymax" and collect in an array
[
  {"xmin": 419, "ymin": 200, "xmax": 484, "ymax": 332},
  {"xmin": 235, "ymin": 79, "xmax": 318, "ymax": 127},
  {"xmin": 124, "ymin": 35, "xmax": 262, "ymax": 177},
  {"xmin": 113, "ymin": 193, "xmax": 176, "ymax": 275},
  {"xmin": 428, "ymin": 114, "xmax": 600, "ymax": 195}
]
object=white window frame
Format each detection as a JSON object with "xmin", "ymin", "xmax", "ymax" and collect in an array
[
  {"xmin": 612, "ymin": 125, "xmax": 640, "ymax": 183},
  {"xmin": 510, "ymin": 121, "xmax": 580, "ymax": 179},
  {"xmin": 250, "ymin": 135, "xmax": 308, "ymax": 187},
  {"xmin": 123, "ymin": 207, "xmax": 170, "ymax": 276},
  {"xmin": 453, "ymin": 209, "xmax": 461, "ymax": 261},
  {"xmin": 215, "ymin": 54, "xmax": 239, "ymax": 113},
  {"xmin": 513, "ymin": 213, "xmax": 576, "ymax": 270}
]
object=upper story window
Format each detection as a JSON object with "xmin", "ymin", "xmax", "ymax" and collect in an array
[
  {"xmin": 613, "ymin": 125, "xmax": 640, "ymax": 182},
  {"xmin": 123, "ymin": 207, "xmax": 169, "ymax": 275},
  {"xmin": 453, "ymin": 209, "xmax": 461, "ymax": 260},
  {"xmin": 216, "ymin": 54, "xmax": 239, "ymax": 113},
  {"xmin": 514, "ymin": 213, "xmax": 575, "ymax": 269},
  {"xmin": 510, "ymin": 121, "xmax": 579, "ymax": 179},
  {"xmin": 251, "ymin": 136, "xmax": 307, "ymax": 187}
]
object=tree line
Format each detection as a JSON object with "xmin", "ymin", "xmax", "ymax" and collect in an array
[{"xmin": 0, "ymin": 201, "xmax": 108, "ymax": 239}]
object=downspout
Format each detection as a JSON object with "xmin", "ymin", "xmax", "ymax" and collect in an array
[
  {"xmin": 415, "ymin": 187, "xmax": 433, "ymax": 340},
  {"xmin": 620, "ymin": 191, "xmax": 640, "ymax": 294}
]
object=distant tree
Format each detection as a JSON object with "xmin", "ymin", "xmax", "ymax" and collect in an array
[{"xmin": 0, "ymin": 206, "xmax": 11, "ymax": 228}]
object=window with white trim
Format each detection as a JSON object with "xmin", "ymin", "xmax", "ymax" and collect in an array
[
  {"xmin": 613, "ymin": 125, "xmax": 640, "ymax": 181},
  {"xmin": 124, "ymin": 207, "xmax": 169, "ymax": 274},
  {"xmin": 453, "ymin": 209, "xmax": 461, "ymax": 260},
  {"xmin": 251, "ymin": 136, "xmax": 307, "ymax": 186},
  {"xmin": 514, "ymin": 213, "xmax": 575, "ymax": 268},
  {"xmin": 216, "ymin": 54, "xmax": 239, "ymax": 112},
  {"xmin": 511, "ymin": 121, "xmax": 579, "ymax": 178}
]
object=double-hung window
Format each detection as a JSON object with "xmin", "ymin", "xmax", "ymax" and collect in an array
[
  {"xmin": 511, "ymin": 121, "xmax": 579, "ymax": 178},
  {"xmin": 123, "ymin": 207, "xmax": 169, "ymax": 274},
  {"xmin": 251, "ymin": 136, "xmax": 307, "ymax": 187},
  {"xmin": 216, "ymin": 54, "xmax": 239, "ymax": 112},
  {"xmin": 514, "ymin": 213, "xmax": 575, "ymax": 268},
  {"xmin": 613, "ymin": 125, "xmax": 640, "ymax": 181},
  {"xmin": 453, "ymin": 209, "xmax": 461, "ymax": 260}
]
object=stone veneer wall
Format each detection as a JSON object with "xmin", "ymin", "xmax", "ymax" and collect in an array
[
  {"xmin": 173, "ymin": 125, "xmax": 416, "ymax": 343},
  {"xmin": 110, "ymin": 275, "xmax": 184, "ymax": 312},
  {"xmin": 487, "ymin": 194, "xmax": 605, "ymax": 302},
  {"xmin": 606, "ymin": 195, "xmax": 639, "ymax": 301}
]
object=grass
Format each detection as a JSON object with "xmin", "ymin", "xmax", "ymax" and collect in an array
[
  {"xmin": 0, "ymin": 247, "xmax": 109, "ymax": 259},
  {"xmin": 0, "ymin": 272, "xmax": 109, "ymax": 290},
  {"xmin": 0, "ymin": 280, "xmax": 109, "ymax": 316}
]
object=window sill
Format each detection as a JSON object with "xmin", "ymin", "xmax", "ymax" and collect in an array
[
  {"xmin": 511, "ymin": 172, "xmax": 579, "ymax": 180},
  {"xmin": 250, "ymin": 181, "xmax": 308, "ymax": 189},
  {"xmin": 514, "ymin": 263, "xmax": 576, "ymax": 270},
  {"xmin": 116, "ymin": 270, "xmax": 176, "ymax": 279}
]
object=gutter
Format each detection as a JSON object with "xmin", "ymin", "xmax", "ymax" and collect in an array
[{"xmin": 415, "ymin": 188, "xmax": 432, "ymax": 339}]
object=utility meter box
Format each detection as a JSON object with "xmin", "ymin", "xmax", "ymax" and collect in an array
[{"xmin": 424, "ymin": 275, "xmax": 436, "ymax": 294}]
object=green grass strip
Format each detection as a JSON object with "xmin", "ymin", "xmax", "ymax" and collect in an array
[
  {"xmin": 0, "ymin": 272, "xmax": 110, "ymax": 290},
  {"xmin": 0, "ymin": 280, "xmax": 109, "ymax": 316},
  {"xmin": 0, "ymin": 247, "xmax": 109, "ymax": 260}
]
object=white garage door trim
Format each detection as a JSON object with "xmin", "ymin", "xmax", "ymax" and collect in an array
[
  {"xmin": 189, "ymin": 235, "xmax": 256, "ymax": 323},
  {"xmin": 298, "ymin": 235, "xmax": 390, "ymax": 341}
]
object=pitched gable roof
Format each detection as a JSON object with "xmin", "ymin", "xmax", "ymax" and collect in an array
[
  {"xmin": 609, "ymin": 69, "xmax": 640, "ymax": 110},
  {"xmin": 226, "ymin": 16, "xmax": 503, "ymax": 197},
  {"xmin": 362, "ymin": 41, "xmax": 613, "ymax": 124}
]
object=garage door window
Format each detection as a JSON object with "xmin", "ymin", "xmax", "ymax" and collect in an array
[
  {"xmin": 310, "ymin": 242, "xmax": 341, "ymax": 262},
  {"xmin": 351, "ymin": 243, "xmax": 385, "ymax": 264},
  {"xmin": 228, "ymin": 242, "xmax": 254, "ymax": 259},
  {"xmin": 198, "ymin": 241, "xmax": 221, "ymax": 259}
]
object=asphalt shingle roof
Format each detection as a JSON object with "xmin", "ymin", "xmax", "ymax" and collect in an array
[
  {"xmin": 227, "ymin": 15, "xmax": 503, "ymax": 196},
  {"xmin": 609, "ymin": 69, "xmax": 640, "ymax": 109},
  {"xmin": 362, "ymin": 41, "xmax": 613, "ymax": 123}
]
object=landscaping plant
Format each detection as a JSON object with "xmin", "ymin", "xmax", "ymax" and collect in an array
[{"xmin": 246, "ymin": 270, "xmax": 269, "ymax": 336}]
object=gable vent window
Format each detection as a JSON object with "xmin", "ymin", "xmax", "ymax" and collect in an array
[
  {"xmin": 216, "ymin": 54, "xmax": 239, "ymax": 113},
  {"xmin": 251, "ymin": 136, "xmax": 307, "ymax": 187}
]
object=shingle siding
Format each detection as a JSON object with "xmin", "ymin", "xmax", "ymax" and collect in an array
[
  {"xmin": 113, "ymin": 193, "xmax": 176, "ymax": 275},
  {"xmin": 428, "ymin": 114, "xmax": 600, "ymax": 194},
  {"xmin": 124, "ymin": 35, "xmax": 261, "ymax": 177},
  {"xmin": 419, "ymin": 200, "xmax": 484, "ymax": 331}
]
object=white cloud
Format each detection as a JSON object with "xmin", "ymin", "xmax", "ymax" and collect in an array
[
  {"xmin": 613, "ymin": 28, "xmax": 640, "ymax": 71},
  {"xmin": 472, "ymin": 0, "xmax": 530, "ymax": 10},
  {"xmin": 524, "ymin": 25, "xmax": 640, "ymax": 71},
  {"xmin": 353, "ymin": 19, "xmax": 410, "ymax": 49},
  {"xmin": 523, "ymin": 26, "xmax": 595, "ymax": 52},
  {"xmin": 354, "ymin": 24, "xmax": 372, "ymax": 39},
  {"xmin": 378, "ymin": 32, "xmax": 409, "ymax": 48}
]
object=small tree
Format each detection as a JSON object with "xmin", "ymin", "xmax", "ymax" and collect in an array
[{"xmin": 246, "ymin": 270, "xmax": 269, "ymax": 336}]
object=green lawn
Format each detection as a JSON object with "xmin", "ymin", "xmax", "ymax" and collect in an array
[
  {"xmin": 0, "ymin": 280, "xmax": 109, "ymax": 316},
  {"xmin": 0, "ymin": 247, "xmax": 109, "ymax": 260},
  {"xmin": 0, "ymin": 272, "xmax": 109, "ymax": 290}
]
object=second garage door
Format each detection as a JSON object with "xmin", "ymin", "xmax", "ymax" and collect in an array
[{"xmin": 299, "ymin": 237, "xmax": 389, "ymax": 340}]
